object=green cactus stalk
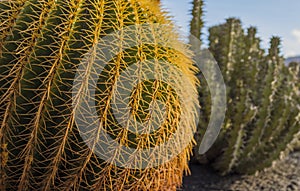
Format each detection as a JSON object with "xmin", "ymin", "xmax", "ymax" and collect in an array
[
  {"xmin": 188, "ymin": 0, "xmax": 207, "ymax": 163},
  {"xmin": 189, "ymin": 0, "xmax": 204, "ymax": 50},
  {"xmin": 0, "ymin": 0, "xmax": 199, "ymax": 190}
]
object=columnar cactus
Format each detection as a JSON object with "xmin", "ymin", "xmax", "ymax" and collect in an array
[
  {"xmin": 0, "ymin": 0, "xmax": 199, "ymax": 190},
  {"xmin": 189, "ymin": 0, "xmax": 204, "ymax": 50},
  {"xmin": 194, "ymin": 18, "xmax": 300, "ymax": 175}
]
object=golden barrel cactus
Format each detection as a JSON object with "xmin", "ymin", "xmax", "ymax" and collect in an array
[{"xmin": 0, "ymin": 0, "xmax": 199, "ymax": 190}]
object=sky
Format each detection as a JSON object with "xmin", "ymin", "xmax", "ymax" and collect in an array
[{"xmin": 160, "ymin": 0, "xmax": 300, "ymax": 57}]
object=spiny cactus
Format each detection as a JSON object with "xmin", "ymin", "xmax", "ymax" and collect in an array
[
  {"xmin": 0, "ymin": 0, "xmax": 199, "ymax": 190},
  {"xmin": 194, "ymin": 18, "xmax": 300, "ymax": 175},
  {"xmin": 189, "ymin": 0, "xmax": 204, "ymax": 50}
]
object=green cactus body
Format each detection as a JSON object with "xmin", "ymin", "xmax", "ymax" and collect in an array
[{"xmin": 0, "ymin": 1, "xmax": 199, "ymax": 190}]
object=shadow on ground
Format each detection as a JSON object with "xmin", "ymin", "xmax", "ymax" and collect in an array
[{"xmin": 180, "ymin": 152, "xmax": 300, "ymax": 191}]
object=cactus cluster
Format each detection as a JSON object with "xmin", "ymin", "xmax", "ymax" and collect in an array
[
  {"xmin": 0, "ymin": 0, "xmax": 199, "ymax": 190},
  {"xmin": 194, "ymin": 18, "xmax": 300, "ymax": 175}
]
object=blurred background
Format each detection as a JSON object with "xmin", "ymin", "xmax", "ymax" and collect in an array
[{"xmin": 161, "ymin": 0, "xmax": 300, "ymax": 59}]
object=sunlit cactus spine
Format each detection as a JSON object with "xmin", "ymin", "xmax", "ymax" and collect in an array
[
  {"xmin": 194, "ymin": 18, "xmax": 300, "ymax": 175},
  {"xmin": 0, "ymin": 0, "xmax": 199, "ymax": 190}
]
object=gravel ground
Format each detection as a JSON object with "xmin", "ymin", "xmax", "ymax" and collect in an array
[{"xmin": 180, "ymin": 152, "xmax": 300, "ymax": 191}]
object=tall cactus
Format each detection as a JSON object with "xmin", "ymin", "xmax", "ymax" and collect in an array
[
  {"xmin": 189, "ymin": 0, "xmax": 206, "ymax": 162},
  {"xmin": 0, "ymin": 0, "xmax": 199, "ymax": 190},
  {"xmin": 194, "ymin": 18, "xmax": 300, "ymax": 175}
]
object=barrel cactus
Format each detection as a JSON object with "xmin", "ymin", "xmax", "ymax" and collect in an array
[
  {"xmin": 194, "ymin": 18, "xmax": 300, "ymax": 175},
  {"xmin": 0, "ymin": 0, "xmax": 199, "ymax": 190}
]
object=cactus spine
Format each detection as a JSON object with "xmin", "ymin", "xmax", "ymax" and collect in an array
[{"xmin": 0, "ymin": 0, "xmax": 199, "ymax": 190}]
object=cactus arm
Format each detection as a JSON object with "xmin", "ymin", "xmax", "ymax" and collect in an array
[
  {"xmin": 224, "ymin": 20, "xmax": 235, "ymax": 81},
  {"xmin": 259, "ymin": 61, "xmax": 283, "ymax": 142},
  {"xmin": 262, "ymin": 70, "xmax": 288, "ymax": 142},
  {"xmin": 220, "ymin": 19, "xmax": 243, "ymax": 137},
  {"xmin": 189, "ymin": 0, "xmax": 204, "ymax": 50}
]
